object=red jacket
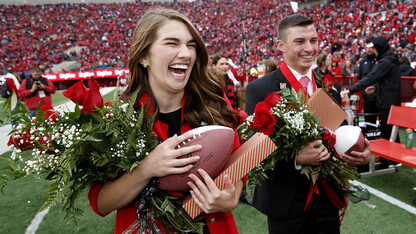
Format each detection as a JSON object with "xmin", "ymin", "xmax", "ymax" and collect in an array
[
  {"xmin": 18, "ymin": 78, "xmax": 56, "ymax": 110},
  {"xmin": 6, "ymin": 78, "xmax": 20, "ymax": 99},
  {"xmin": 88, "ymin": 93, "xmax": 241, "ymax": 234},
  {"xmin": 88, "ymin": 80, "xmax": 100, "ymax": 90}
]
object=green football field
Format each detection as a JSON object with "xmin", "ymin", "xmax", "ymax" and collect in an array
[{"xmin": 0, "ymin": 90, "xmax": 415, "ymax": 233}]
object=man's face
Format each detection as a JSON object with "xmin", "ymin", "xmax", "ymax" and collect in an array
[
  {"xmin": 365, "ymin": 43, "xmax": 376, "ymax": 56},
  {"xmin": 31, "ymin": 70, "xmax": 41, "ymax": 80},
  {"xmin": 277, "ymin": 24, "xmax": 318, "ymax": 74}
]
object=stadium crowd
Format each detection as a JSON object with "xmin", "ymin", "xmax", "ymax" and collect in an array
[{"xmin": 0, "ymin": 0, "xmax": 415, "ymax": 77}]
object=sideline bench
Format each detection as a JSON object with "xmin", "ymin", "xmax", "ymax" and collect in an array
[{"xmin": 360, "ymin": 106, "xmax": 416, "ymax": 178}]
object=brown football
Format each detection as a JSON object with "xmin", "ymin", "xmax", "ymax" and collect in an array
[{"xmin": 158, "ymin": 125, "xmax": 235, "ymax": 192}]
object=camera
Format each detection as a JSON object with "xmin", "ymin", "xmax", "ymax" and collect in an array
[{"xmin": 35, "ymin": 80, "xmax": 42, "ymax": 85}]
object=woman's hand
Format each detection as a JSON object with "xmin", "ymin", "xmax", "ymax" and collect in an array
[
  {"xmin": 295, "ymin": 140, "xmax": 330, "ymax": 166},
  {"xmin": 340, "ymin": 138, "xmax": 371, "ymax": 165},
  {"xmin": 187, "ymin": 169, "xmax": 243, "ymax": 214},
  {"xmin": 141, "ymin": 131, "xmax": 202, "ymax": 179},
  {"xmin": 97, "ymin": 131, "xmax": 201, "ymax": 215}
]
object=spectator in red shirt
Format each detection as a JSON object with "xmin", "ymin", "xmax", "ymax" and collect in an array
[
  {"xmin": 18, "ymin": 67, "xmax": 56, "ymax": 119},
  {"xmin": 329, "ymin": 57, "xmax": 342, "ymax": 77},
  {"xmin": 88, "ymin": 76, "xmax": 100, "ymax": 90}
]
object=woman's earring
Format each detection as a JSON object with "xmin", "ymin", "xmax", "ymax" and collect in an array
[{"xmin": 143, "ymin": 64, "xmax": 148, "ymax": 68}]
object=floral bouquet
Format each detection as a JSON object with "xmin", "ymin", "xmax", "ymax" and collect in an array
[
  {"xmin": 238, "ymin": 88, "xmax": 365, "ymax": 212},
  {"xmin": 1, "ymin": 81, "xmax": 204, "ymax": 233}
]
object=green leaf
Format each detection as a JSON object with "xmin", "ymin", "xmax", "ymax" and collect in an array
[{"xmin": 10, "ymin": 91, "xmax": 17, "ymax": 111}]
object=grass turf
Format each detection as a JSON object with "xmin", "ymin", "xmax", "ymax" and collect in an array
[
  {"xmin": 1, "ymin": 147, "xmax": 415, "ymax": 233},
  {"xmin": 1, "ymin": 90, "xmax": 415, "ymax": 233}
]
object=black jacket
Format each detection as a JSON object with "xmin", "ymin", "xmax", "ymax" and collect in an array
[
  {"xmin": 349, "ymin": 36, "xmax": 401, "ymax": 109},
  {"xmin": 245, "ymin": 67, "xmax": 343, "ymax": 220},
  {"xmin": 357, "ymin": 54, "xmax": 377, "ymax": 102},
  {"xmin": 400, "ymin": 64, "xmax": 415, "ymax": 77}
]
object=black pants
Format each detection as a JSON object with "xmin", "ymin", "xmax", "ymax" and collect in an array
[
  {"xmin": 267, "ymin": 184, "xmax": 340, "ymax": 234},
  {"xmin": 362, "ymin": 100, "xmax": 378, "ymax": 125}
]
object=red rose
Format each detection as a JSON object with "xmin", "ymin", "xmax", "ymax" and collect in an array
[
  {"xmin": 323, "ymin": 74, "xmax": 336, "ymax": 90},
  {"xmin": 251, "ymin": 102, "xmax": 277, "ymax": 136},
  {"xmin": 41, "ymin": 101, "xmax": 58, "ymax": 123},
  {"xmin": 264, "ymin": 92, "xmax": 282, "ymax": 108},
  {"xmin": 63, "ymin": 81, "xmax": 88, "ymax": 105},
  {"xmin": 81, "ymin": 87, "xmax": 103, "ymax": 114}
]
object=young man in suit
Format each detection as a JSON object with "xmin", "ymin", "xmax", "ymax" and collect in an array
[{"xmin": 245, "ymin": 15, "xmax": 371, "ymax": 234}]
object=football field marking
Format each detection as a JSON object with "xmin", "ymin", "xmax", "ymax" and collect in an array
[
  {"xmin": 24, "ymin": 180, "xmax": 415, "ymax": 233},
  {"xmin": 25, "ymin": 207, "xmax": 50, "ymax": 234},
  {"xmin": 351, "ymin": 180, "xmax": 416, "ymax": 215}
]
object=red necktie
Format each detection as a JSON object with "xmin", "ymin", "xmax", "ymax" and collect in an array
[{"xmin": 299, "ymin": 76, "xmax": 309, "ymax": 92}]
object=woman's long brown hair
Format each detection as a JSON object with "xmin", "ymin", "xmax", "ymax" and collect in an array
[{"xmin": 125, "ymin": 9, "xmax": 239, "ymax": 128}]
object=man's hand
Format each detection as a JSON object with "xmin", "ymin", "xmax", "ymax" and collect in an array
[
  {"xmin": 340, "ymin": 89, "xmax": 350, "ymax": 97},
  {"xmin": 296, "ymin": 140, "xmax": 330, "ymax": 166},
  {"xmin": 37, "ymin": 83, "xmax": 45, "ymax": 90},
  {"xmin": 340, "ymin": 138, "xmax": 371, "ymax": 165},
  {"xmin": 31, "ymin": 83, "xmax": 37, "ymax": 92},
  {"xmin": 365, "ymin": 86, "xmax": 376, "ymax": 94}
]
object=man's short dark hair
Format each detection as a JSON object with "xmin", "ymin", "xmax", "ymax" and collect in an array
[
  {"xmin": 365, "ymin": 36, "xmax": 374, "ymax": 44},
  {"xmin": 277, "ymin": 14, "xmax": 314, "ymax": 41},
  {"xmin": 32, "ymin": 67, "xmax": 42, "ymax": 73}
]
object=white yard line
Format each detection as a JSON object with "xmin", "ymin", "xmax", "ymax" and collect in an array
[
  {"xmin": 24, "ymin": 207, "xmax": 50, "ymax": 234},
  {"xmin": 350, "ymin": 180, "xmax": 416, "ymax": 215}
]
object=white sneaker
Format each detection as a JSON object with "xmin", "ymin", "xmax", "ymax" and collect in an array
[{"xmin": 388, "ymin": 163, "xmax": 402, "ymax": 168}]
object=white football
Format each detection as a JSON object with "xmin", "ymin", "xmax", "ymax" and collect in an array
[
  {"xmin": 158, "ymin": 125, "xmax": 235, "ymax": 192},
  {"xmin": 333, "ymin": 125, "xmax": 365, "ymax": 155}
]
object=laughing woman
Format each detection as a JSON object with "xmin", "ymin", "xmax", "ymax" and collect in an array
[{"xmin": 88, "ymin": 9, "xmax": 243, "ymax": 234}]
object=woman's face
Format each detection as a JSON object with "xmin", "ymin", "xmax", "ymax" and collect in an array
[
  {"xmin": 324, "ymin": 56, "xmax": 331, "ymax": 68},
  {"xmin": 142, "ymin": 20, "xmax": 197, "ymax": 97},
  {"xmin": 213, "ymin": 57, "xmax": 229, "ymax": 76},
  {"xmin": 345, "ymin": 60, "xmax": 351, "ymax": 67}
]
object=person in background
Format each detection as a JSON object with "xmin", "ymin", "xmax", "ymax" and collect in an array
[
  {"xmin": 329, "ymin": 57, "xmax": 342, "ymax": 77},
  {"xmin": 227, "ymin": 58, "xmax": 242, "ymax": 88},
  {"xmin": 341, "ymin": 36, "xmax": 401, "ymax": 168},
  {"xmin": 356, "ymin": 36, "xmax": 378, "ymax": 125},
  {"xmin": 88, "ymin": 9, "xmax": 243, "ymax": 234},
  {"xmin": 212, "ymin": 54, "xmax": 239, "ymax": 110},
  {"xmin": 263, "ymin": 59, "xmax": 278, "ymax": 75},
  {"xmin": 314, "ymin": 53, "xmax": 333, "ymax": 77},
  {"xmin": 246, "ymin": 14, "xmax": 371, "ymax": 234},
  {"xmin": 399, "ymin": 56, "xmax": 416, "ymax": 102},
  {"xmin": 342, "ymin": 59, "xmax": 356, "ymax": 77},
  {"xmin": 18, "ymin": 67, "xmax": 56, "ymax": 119},
  {"xmin": 5, "ymin": 68, "xmax": 21, "ymax": 96},
  {"xmin": 88, "ymin": 76, "xmax": 100, "ymax": 90},
  {"xmin": 5, "ymin": 68, "xmax": 22, "ymax": 126},
  {"xmin": 116, "ymin": 71, "xmax": 129, "ymax": 96},
  {"xmin": 400, "ymin": 56, "xmax": 415, "ymax": 76},
  {"xmin": 249, "ymin": 64, "xmax": 259, "ymax": 83}
]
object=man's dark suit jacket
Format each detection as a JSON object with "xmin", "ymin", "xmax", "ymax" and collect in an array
[{"xmin": 245, "ymin": 67, "xmax": 343, "ymax": 220}]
